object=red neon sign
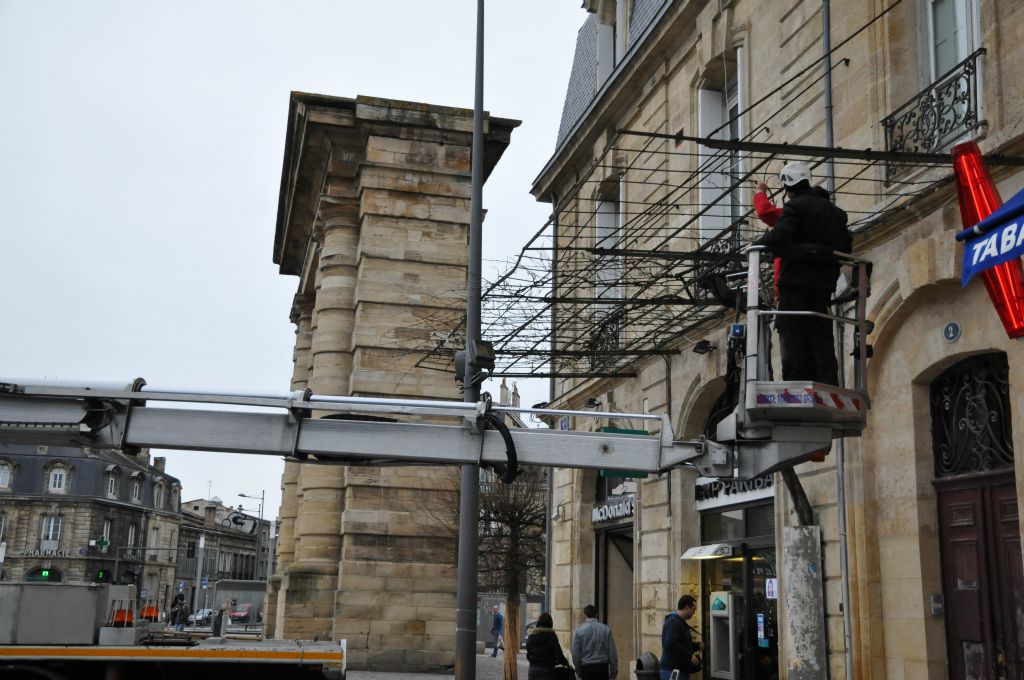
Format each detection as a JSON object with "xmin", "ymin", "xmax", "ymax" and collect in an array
[{"xmin": 952, "ymin": 141, "xmax": 1024, "ymax": 338}]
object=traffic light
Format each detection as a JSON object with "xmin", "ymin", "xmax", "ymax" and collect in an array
[
  {"xmin": 40, "ymin": 569, "xmax": 50, "ymax": 579},
  {"xmin": 96, "ymin": 569, "xmax": 109, "ymax": 582}
]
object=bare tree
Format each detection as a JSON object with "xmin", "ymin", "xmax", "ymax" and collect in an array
[{"xmin": 430, "ymin": 465, "xmax": 547, "ymax": 680}]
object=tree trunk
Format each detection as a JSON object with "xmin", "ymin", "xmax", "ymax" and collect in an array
[{"xmin": 503, "ymin": 596, "xmax": 521, "ymax": 680}]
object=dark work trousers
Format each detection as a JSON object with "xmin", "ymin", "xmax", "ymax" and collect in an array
[
  {"xmin": 776, "ymin": 286, "xmax": 838, "ymax": 385},
  {"xmin": 579, "ymin": 663, "xmax": 611, "ymax": 680}
]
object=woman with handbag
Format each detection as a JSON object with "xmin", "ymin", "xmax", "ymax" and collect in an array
[{"xmin": 526, "ymin": 612, "xmax": 572, "ymax": 680}]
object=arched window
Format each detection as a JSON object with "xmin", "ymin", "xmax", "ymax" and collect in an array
[
  {"xmin": 25, "ymin": 567, "xmax": 62, "ymax": 583},
  {"xmin": 47, "ymin": 465, "xmax": 67, "ymax": 494},
  {"xmin": 129, "ymin": 471, "xmax": 145, "ymax": 503},
  {"xmin": 154, "ymin": 482, "xmax": 165, "ymax": 509}
]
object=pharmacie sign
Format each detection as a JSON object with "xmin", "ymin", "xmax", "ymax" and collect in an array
[
  {"xmin": 695, "ymin": 474, "xmax": 774, "ymax": 511},
  {"xmin": 21, "ymin": 549, "xmax": 73, "ymax": 558},
  {"xmin": 592, "ymin": 495, "xmax": 635, "ymax": 524}
]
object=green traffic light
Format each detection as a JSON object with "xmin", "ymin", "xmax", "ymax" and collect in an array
[{"xmin": 40, "ymin": 570, "xmax": 50, "ymax": 578}]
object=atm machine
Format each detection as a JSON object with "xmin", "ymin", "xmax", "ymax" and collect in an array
[{"xmin": 708, "ymin": 590, "xmax": 741, "ymax": 679}]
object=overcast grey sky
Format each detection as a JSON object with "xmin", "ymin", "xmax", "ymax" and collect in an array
[{"xmin": 0, "ymin": 1, "xmax": 584, "ymax": 519}]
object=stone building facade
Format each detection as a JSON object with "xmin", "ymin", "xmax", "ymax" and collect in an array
[
  {"xmin": 530, "ymin": 1, "xmax": 1024, "ymax": 679},
  {"xmin": 175, "ymin": 498, "xmax": 271, "ymax": 614},
  {"xmin": 0, "ymin": 443, "xmax": 182, "ymax": 613},
  {"xmin": 267, "ymin": 94, "xmax": 517, "ymax": 670}
]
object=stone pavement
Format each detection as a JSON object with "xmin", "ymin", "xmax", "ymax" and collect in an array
[{"xmin": 349, "ymin": 650, "xmax": 529, "ymax": 680}]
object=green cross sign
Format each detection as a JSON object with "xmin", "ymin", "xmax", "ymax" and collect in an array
[{"xmin": 95, "ymin": 537, "xmax": 109, "ymax": 551}]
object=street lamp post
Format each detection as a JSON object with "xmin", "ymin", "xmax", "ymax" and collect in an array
[{"xmin": 238, "ymin": 491, "xmax": 265, "ymax": 580}]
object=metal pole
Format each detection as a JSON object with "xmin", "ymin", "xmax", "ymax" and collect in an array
[
  {"xmin": 823, "ymin": 0, "xmax": 836, "ymax": 196},
  {"xmin": 255, "ymin": 492, "xmax": 264, "ymax": 580},
  {"xmin": 823, "ymin": 1, "xmax": 854, "ymax": 678},
  {"xmin": 194, "ymin": 534, "xmax": 205, "ymax": 615},
  {"xmin": 455, "ymin": 3, "xmax": 484, "ymax": 679}
]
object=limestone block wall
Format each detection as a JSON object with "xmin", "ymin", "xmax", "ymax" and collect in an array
[{"xmin": 270, "ymin": 94, "xmax": 517, "ymax": 670}]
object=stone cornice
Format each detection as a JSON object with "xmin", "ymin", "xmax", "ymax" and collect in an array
[{"xmin": 274, "ymin": 92, "xmax": 519, "ymax": 277}]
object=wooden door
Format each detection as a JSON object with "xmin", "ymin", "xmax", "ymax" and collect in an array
[{"xmin": 937, "ymin": 478, "xmax": 1023, "ymax": 679}]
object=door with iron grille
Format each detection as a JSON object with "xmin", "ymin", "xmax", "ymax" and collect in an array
[{"xmin": 931, "ymin": 353, "xmax": 1022, "ymax": 679}]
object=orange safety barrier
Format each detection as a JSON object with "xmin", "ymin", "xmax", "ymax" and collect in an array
[{"xmin": 111, "ymin": 608, "xmax": 134, "ymax": 627}]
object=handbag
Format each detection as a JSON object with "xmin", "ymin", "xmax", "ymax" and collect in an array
[{"xmin": 554, "ymin": 665, "xmax": 575, "ymax": 680}]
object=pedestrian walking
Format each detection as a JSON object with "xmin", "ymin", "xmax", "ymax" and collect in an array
[
  {"xmin": 173, "ymin": 594, "xmax": 191, "ymax": 632},
  {"xmin": 660, "ymin": 595, "xmax": 703, "ymax": 680},
  {"xmin": 570, "ymin": 604, "xmax": 617, "ymax": 680},
  {"xmin": 753, "ymin": 161, "xmax": 851, "ymax": 385},
  {"xmin": 490, "ymin": 605, "xmax": 505, "ymax": 657},
  {"xmin": 526, "ymin": 612, "xmax": 570, "ymax": 680}
]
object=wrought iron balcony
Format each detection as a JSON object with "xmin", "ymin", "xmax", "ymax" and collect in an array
[{"xmin": 882, "ymin": 48, "xmax": 986, "ymax": 179}]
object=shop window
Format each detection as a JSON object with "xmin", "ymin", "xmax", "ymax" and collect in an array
[
  {"xmin": 25, "ymin": 567, "xmax": 62, "ymax": 582},
  {"xmin": 702, "ymin": 507, "xmax": 745, "ymax": 542}
]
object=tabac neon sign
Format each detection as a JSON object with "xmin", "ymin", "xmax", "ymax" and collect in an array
[{"xmin": 953, "ymin": 141, "xmax": 1024, "ymax": 339}]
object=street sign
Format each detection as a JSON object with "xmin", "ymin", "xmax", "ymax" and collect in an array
[
  {"xmin": 201, "ymin": 576, "xmax": 208, "ymax": 588},
  {"xmin": 178, "ymin": 580, "xmax": 184, "ymax": 590},
  {"xmin": 140, "ymin": 588, "xmax": 148, "ymax": 598}
]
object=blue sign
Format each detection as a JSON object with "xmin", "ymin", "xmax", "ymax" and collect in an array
[
  {"xmin": 178, "ymin": 580, "xmax": 184, "ymax": 590},
  {"xmin": 201, "ymin": 576, "xmax": 208, "ymax": 587},
  {"xmin": 957, "ymin": 186, "xmax": 1024, "ymax": 286}
]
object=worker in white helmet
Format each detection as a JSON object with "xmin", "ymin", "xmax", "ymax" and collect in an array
[{"xmin": 752, "ymin": 161, "xmax": 851, "ymax": 385}]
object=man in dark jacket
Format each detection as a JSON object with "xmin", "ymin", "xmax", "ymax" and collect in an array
[
  {"xmin": 490, "ymin": 605, "xmax": 505, "ymax": 657},
  {"xmin": 660, "ymin": 595, "xmax": 702, "ymax": 679},
  {"xmin": 753, "ymin": 161, "xmax": 851, "ymax": 385}
]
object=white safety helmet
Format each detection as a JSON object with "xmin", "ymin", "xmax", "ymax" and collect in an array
[{"xmin": 779, "ymin": 161, "xmax": 812, "ymax": 188}]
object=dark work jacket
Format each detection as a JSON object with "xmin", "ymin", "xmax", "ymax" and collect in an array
[
  {"xmin": 753, "ymin": 187, "xmax": 851, "ymax": 292},
  {"xmin": 660, "ymin": 612, "xmax": 699, "ymax": 673}
]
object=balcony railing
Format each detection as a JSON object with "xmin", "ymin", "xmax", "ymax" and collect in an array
[{"xmin": 882, "ymin": 48, "xmax": 986, "ymax": 179}]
